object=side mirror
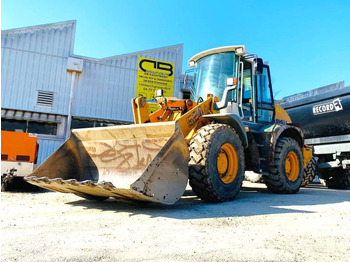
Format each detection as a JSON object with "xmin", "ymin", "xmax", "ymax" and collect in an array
[
  {"xmin": 255, "ymin": 58, "xmax": 264, "ymax": 75},
  {"xmin": 226, "ymin": 77, "xmax": 238, "ymax": 86},
  {"xmin": 155, "ymin": 89, "xmax": 163, "ymax": 97}
]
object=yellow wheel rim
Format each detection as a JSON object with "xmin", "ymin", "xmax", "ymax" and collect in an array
[
  {"xmin": 285, "ymin": 151, "xmax": 300, "ymax": 182},
  {"xmin": 217, "ymin": 143, "xmax": 238, "ymax": 184}
]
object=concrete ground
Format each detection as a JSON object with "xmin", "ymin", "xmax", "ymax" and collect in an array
[{"xmin": 1, "ymin": 181, "xmax": 349, "ymax": 262}]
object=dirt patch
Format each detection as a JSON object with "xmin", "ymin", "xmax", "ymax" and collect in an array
[{"xmin": 1, "ymin": 181, "xmax": 349, "ymax": 261}]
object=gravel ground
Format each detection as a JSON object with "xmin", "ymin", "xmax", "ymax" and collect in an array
[{"xmin": 1, "ymin": 180, "xmax": 350, "ymax": 262}]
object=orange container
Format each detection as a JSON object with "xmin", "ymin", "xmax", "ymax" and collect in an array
[{"xmin": 1, "ymin": 131, "xmax": 38, "ymax": 163}]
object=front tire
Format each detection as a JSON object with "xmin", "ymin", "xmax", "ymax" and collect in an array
[
  {"xmin": 263, "ymin": 137, "xmax": 303, "ymax": 193},
  {"xmin": 189, "ymin": 124, "xmax": 245, "ymax": 202}
]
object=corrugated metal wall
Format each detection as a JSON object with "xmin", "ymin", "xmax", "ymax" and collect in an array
[
  {"xmin": 1, "ymin": 20, "xmax": 183, "ymax": 122},
  {"xmin": 73, "ymin": 45, "xmax": 183, "ymax": 121},
  {"xmin": 1, "ymin": 21, "xmax": 75, "ymax": 115},
  {"xmin": 36, "ymin": 136, "xmax": 65, "ymax": 164},
  {"xmin": 1, "ymin": 21, "xmax": 75, "ymax": 57},
  {"xmin": 1, "ymin": 20, "xmax": 184, "ymax": 164}
]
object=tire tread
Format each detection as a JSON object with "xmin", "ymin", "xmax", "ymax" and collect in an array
[{"xmin": 189, "ymin": 124, "xmax": 244, "ymax": 202}]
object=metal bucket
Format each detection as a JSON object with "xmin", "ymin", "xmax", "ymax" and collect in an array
[{"xmin": 25, "ymin": 122, "xmax": 189, "ymax": 204}]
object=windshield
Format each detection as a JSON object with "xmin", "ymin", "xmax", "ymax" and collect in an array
[{"xmin": 191, "ymin": 52, "xmax": 237, "ymax": 101}]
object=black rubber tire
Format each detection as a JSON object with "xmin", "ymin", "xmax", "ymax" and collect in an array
[
  {"xmin": 1, "ymin": 181, "xmax": 8, "ymax": 192},
  {"xmin": 188, "ymin": 124, "xmax": 245, "ymax": 202},
  {"xmin": 263, "ymin": 137, "xmax": 303, "ymax": 194},
  {"xmin": 319, "ymin": 168, "xmax": 350, "ymax": 189},
  {"xmin": 1, "ymin": 174, "xmax": 9, "ymax": 192},
  {"xmin": 301, "ymin": 157, "xmax": 317, "ymax": 186}
]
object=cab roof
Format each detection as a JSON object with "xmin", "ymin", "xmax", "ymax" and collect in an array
[{"xmin": 188, "ymin": 45, "xmax": 246, "ymax": 67}]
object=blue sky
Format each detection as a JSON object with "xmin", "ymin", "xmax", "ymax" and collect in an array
[{"xmin": 2, "ymin": 0, "xmax": 350, "ymax": 98}]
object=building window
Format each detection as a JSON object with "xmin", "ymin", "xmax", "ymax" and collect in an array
[
  {"xmin": 71, "ymin": 118, "xmax": 129, "ymax": 129},
  {"xmin": 28, "ymin": 121, "xmax": 57, "ymax": 135},
  {"xmin": 71, "ymin": 119, "xmax": 95, "ymax": 129},
  {"xmin": 1, "ymin": 119, "xmax": 27, "ymax": 132},
  {"xmin": 1, "ymin": 119, "xmax": 57, "ymax": 135},
  {"xmin": 95, "ymin": 120, "xmax": 118, "ymax": 127}
]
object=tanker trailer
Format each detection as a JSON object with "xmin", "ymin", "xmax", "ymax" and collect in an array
[{"xmin": 280, "ymin": 82, "xmax": 350, "ymax": 189}]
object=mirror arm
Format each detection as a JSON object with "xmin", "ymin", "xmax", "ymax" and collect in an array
[{"xmin": 215, "ymin": 85, "xmax": 237, "ymax": 110}]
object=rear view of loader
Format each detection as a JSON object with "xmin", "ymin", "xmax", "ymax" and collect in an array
[{"xmin": 26, "ymin": 45, "xmax": 312, "ymax": 204}]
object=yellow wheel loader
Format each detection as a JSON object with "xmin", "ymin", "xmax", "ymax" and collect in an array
[{"xmin": 25, "ymin": 45, "xmax": 312, "ymax": 204}]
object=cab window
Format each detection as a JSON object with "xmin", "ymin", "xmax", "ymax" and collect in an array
[
  {"xmin": 257, "ymin": 67, "xmax": 272, "ymax": 103},
  {"xmin": 256, "ymin": 66, "xmax": 274, "ymax": 123}
]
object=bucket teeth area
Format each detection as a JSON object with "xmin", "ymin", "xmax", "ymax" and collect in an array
[{"xmin": 24, "ymin": 176, "xmax": 162, "ymax": 203}]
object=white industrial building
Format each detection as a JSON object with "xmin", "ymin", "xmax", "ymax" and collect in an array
[{"xmin": 1, "ymin": 20, "xmax": 184, "ymax": 164}]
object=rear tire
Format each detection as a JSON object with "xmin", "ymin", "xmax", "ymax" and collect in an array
[
  {"xmin": 263, "ymin": 137, "xmax": 303, "ymax": 193},
  {"xmin": 189, "ymin": 124, "xmax": 245, "ymax": 202},
  {"xmin": 301, "ymin": 157, "xmax": 317, "ymax": 186},
  {"xmin": 319, "ymin": 168, "xmax": 350, "ymax": 189}
]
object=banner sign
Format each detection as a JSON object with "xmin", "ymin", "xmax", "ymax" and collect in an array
[
  {"xmin": 136, "ymin": 57, "xmax": 175, "ymax": 100},
  {"xmin": 312, "ymin": 98, "xmax": 343, "ymax": 115}
]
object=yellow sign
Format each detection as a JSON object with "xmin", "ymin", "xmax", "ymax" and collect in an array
[{"xmin": 136, "ymin": 57, "xmax": 175, "ymax": 100}]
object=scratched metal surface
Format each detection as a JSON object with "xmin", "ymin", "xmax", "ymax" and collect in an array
[{"xmin": 26, "ymin": 122, "xmax": 190, "ymax": 204}]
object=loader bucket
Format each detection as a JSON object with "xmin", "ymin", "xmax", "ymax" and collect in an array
[{"xmin": 25, "ymin": 122, "xmax": 189, "ymax": 204}]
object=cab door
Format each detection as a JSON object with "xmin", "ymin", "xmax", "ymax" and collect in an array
[{"xmin": 255, "ymin": 65, "xmax": 275, "ymax": 123}]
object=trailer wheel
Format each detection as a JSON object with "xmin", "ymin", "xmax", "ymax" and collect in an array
[
  {"xmin": 301, "ymin": 157, "xmax": 317, "ymax": 186},
  {"xmin": 263, "ymin": 137, "xmax": 303, "ymax": 193},
  {"xmin": 189, "ymin": 124, "xmax": 245, "ymax": 202},
  {"xmin": 1, "ymin": 181, "xmax": 8, "ymax": 192},
  {"xmin": 319, "ymin": 168, "xmax": 350, "ymax": 189},
  {"xmin": 1, "ymin": 173, "xmax": 12, "ymax": 192}
]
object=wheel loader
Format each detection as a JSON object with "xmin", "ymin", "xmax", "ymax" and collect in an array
[{"xmin": 25, "ymin": 45, "xmax": 312, "ymax": 204}]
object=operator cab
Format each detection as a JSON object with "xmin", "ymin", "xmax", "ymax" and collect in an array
[{"xmin": 188, "ymin": 46, "xmax": 275, "ymax": 125}]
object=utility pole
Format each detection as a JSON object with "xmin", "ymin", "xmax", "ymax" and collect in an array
[{"xmin": 66, "ymin": 57, "xmax": 83, "ymax": 140}]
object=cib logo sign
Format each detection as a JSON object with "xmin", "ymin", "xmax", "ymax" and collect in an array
[
  {"xmin": 136, "ymin": 57, "xmax": 175, "ymax": 102},
  {"xmin": 139, "ymin": 59, "xmax": 173, "ymax": 76},
  {"xmin": 313, "ymin": 98, "xmax": 343, "ymax": 115}
]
